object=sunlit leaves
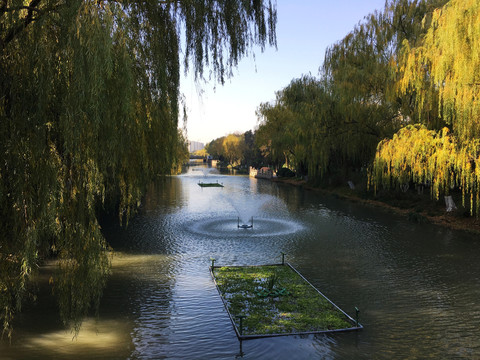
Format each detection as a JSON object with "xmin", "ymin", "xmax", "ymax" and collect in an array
[
  {"xmin": 398, "ymin": 0, "xmax": 480, "ymax": 141},
  {"xmin": 0, "ymin": 0, "xmax": 276, "ymax": 338},
  {"xmin": 371, "ymin": 125, "xmax": 480, "ymax": 215},
  {"xmin": 374, "ymin": 0, "xmax": 480, "ymax": 215},
  {"xmin": 255, "ymin": 1, "xmax": 441, "ymax": 180},
  {"xmin": 205, "ymin": 133, "xmax": 246, "ymax": 167},
  {"xmin": 222, "ymin": 134, "xmax": 246, "ymax": 167}
]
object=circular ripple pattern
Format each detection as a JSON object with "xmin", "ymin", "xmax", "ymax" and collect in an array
[{"xmin": 187, "ymin": 216, "xmax": 304, "ymax": 238}]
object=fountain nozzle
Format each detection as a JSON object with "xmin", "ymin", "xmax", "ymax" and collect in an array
[{"xmin": 237, "ymin": 216, "xmax": 254, "ymax": 229}]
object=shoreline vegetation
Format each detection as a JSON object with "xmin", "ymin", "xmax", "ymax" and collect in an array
[
  {"xmin": 200, "ymin": 0, "xmax": 480, "ymax": 237},
  {"xmin": 270, "ymin": 176, "xmax": 480, "ymax": 236}
]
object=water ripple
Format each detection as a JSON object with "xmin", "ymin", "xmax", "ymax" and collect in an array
[{"xmin": 186, "ymin": 215, "xmax": 304, "ymax": 238}]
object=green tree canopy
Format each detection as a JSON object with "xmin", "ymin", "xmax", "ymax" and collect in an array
[
  {"xmin": 322, "ymin": 0, "xmax": 448, "ymax": 169},
  {"xmin": 255, "ymin": 0, "xmax": 454, "ymax": 189},
  {"xmin": 222, "ymin": 134, "xmax": 246, "ymax": 166},
  {"xmin": 397, "ymin": 0, "xmax": 480, "ymax": 142},
  {"xmin": 373, "ymin": 0, "xmax": 480, "ymax": 214},
  {"xmin": 205, "ymin": 136, "xmax": 226, "ymax": 160},
  {"xmin": 205, "ymin": 130, "xmax": 263, "ymax": 168},
  {"xmin": 0, "ymin": 0, "xmax": 276, "ymax": 337},
  {"xmin": 242, "ymin": 130, "xmax": 264, "ymax": 168},
  {"xmin": 256, "ymin": 91, "xmax": 298, "ymax": 169}
]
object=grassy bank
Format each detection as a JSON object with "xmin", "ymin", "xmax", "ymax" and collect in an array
[{"xmin": 271, "ymin": 177, "xmax": 480, "ymax": 235}]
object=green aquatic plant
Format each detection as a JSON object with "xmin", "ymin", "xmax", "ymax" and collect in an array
[{"xmin": 213, "ymin": 265, "xmax": 354, "ymax": 336}]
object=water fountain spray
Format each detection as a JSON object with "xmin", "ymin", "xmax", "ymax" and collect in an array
[{"xmin": 237, "ymin": 216, "xmax": 254, "ymax": 229}]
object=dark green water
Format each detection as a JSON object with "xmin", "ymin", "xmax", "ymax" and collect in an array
[{"xmin": 2, "ymin": 167, "xmax": 480, "ymax": 359}]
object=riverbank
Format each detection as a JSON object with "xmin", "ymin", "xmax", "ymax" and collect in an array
[{"xmin": 271, "ymin": 177, "xmax": 480, "ymax": 235}]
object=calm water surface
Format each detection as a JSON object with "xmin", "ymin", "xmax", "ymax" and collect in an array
[{"xmin": 2, "ymin": 167, "xmax": 480, "ymax": 359}]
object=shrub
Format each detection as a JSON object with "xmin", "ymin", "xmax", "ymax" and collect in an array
[{"xmin": 277, "ymin": 167, "xmax": 295, "ymax": 178}]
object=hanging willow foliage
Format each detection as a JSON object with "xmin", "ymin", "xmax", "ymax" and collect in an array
[
  {"xmin": 256, "ymin": 88, "xmax": 299, "ymax": 170},
  {"xmin": 255, "ymin": 1, "xmax": 448, "ymax": 183},
  {"xmin": 398, "ymin": 0, "xmax": 480, "ymax": 142},
  {"xmin": 0, "ymin": 0, "xmax": 276, "ymax": 338},
  {"xmin": 371, "ymin": 124, "xmax": 455, "ymax": 195},
  {"xmin": 371, "ymin": 124, "xmax": 480, "ymax": 215},
  {"xmin": 372, "ymin": 0, "xmax": 480, "ymax": 215}
]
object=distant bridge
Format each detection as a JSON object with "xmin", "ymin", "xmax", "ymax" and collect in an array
[
  {"xmin": 189, "ymin": 155, "xmax": 213, "ymax": 161},
  {"xmin": 189, "ymin": 155, "xmax": 205, "ymax": 160},
  {"xmin": 188, "ymin": 155, "xmax": 217, "ymax": 166}
]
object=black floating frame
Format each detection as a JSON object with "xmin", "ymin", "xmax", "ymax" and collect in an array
[
  {"xmin": 210, "ymin": 262, "xmax": 363, "ymax": 340},
  {"xmin": 198, "ymin": 181, "xmax": 224, "ymax": 187}
]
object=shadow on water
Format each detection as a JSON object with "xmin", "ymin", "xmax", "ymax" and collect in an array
[{"xmin": 2, "ymin": 167, "xmax": 480, "ymax": 359}]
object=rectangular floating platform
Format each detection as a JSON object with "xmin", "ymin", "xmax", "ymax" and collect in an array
[
  {"xmin": 210, "ymin": 263, "xmax": 362, "ymax": 340},
  {"xmin": 198, "ymin": 182, "xmax": 224, "ymax": 187}
]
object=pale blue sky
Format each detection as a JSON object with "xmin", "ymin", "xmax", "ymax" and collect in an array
[{"xmin": 182, "ymin": 0, "xmax": 387, "ymax": 144}]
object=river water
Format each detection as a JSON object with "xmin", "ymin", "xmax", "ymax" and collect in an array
[{"xmin": 2, "ymin": 166, "xmax": 480, "ymax": 359}]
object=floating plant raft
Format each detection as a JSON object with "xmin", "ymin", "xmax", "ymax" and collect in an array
[
  {"xmin": 198, "ymin": 181, "xmax": 224, "ymax": 187},
  {"xmin": 210, "ymin": 262, "xmax": 362, "ymax": 340}
]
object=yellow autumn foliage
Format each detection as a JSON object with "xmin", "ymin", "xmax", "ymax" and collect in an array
[
  {"xmin": 399, "ymin": 0, "xmax": 480, "ymax": 142},
  {"xmin": 373, "ymin": 0, "xmax": 480, "ymax": 215},
  {"xmin": 372, "ymin": 125, "xmax": 480, "ymax": 215}
]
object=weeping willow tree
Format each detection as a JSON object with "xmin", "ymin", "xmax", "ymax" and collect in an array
[
  {"xmin": 256, "ymin": 76, "xmax": 325, "ymax": 174},
  {"xmin": 372, "ymin": 124, "xmax": 480, "ymax": 214},
  {"xmin": 275, "ymin": 76, "xmax": 334, "ymax": 177},
  {"xmin": 256, "ymin": 75, "xmax": 354, "ymax": 178},
  {"xmin": 372, "ymin": 125, "xmax": 457, "ymax": 195},
  {"xmin": 256, "ymin": 86, "xmax": 299, "ymax": 171},
  {"xmin": 255, "ymin": 1, "xmax": 447, "ymax": 183},
  {"xmin": 0, "ymin": 0, "xmax": 277, "ymax": 338},
  {"xmin": 372, "ymin": 0, "xmax": 480, "ymax": 214},
  {"xmin": 321, "ymin": 10, "xmax": 398, "ymax": 176},
  {"xmin": 321, "ymin": 1, "xmax": 449, "ymax": 174},
  {"xmin": 397, "ymin": 0, "xmax": 480, "ymax": 141}
]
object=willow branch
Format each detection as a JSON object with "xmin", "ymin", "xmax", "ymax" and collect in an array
[
  {"xmin": 1, "ymin": 0, "xmax": 41, "ymax": 48},
  {"xmin": 2, "ymin": 5, "xmax": 44, "ymax": 13},
  {"xmin": 0, "ymin": 0, "xmax": 68, "ymax": 50},
  {"xmin": 0, "ymin": 0, "xmax": 7, "ymax": 15}
]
